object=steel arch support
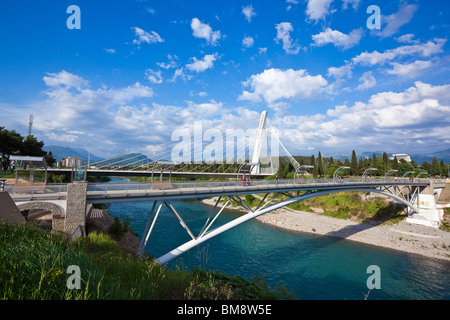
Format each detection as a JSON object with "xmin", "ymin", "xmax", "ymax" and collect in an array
[{"xmin": 154, "ymin": 187, "xmax": 420, "ymax": 265}]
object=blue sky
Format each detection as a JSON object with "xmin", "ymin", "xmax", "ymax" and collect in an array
[{"xmin": 0, "ymin": 0, "xmax": 449, "ymax": 158}]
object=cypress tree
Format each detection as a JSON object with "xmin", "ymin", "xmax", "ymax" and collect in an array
[
  {"xmin": 317, "ymin": 151, "xmax": 324, "ymax": 177},
  {"xmin": 351, "ymin": 150, "xmax": 358, "ymax": 176},
  {"xmin": 431, "ymin": 156, "xmax": 440, "ymax": 176}
]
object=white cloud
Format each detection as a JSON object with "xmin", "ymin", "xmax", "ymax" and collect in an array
[
  {"xmin": 239, "ymin": 68, "xmax": 328, "ymax": 103},
  {"xmin": 242, "ymin": 5, "xmax": 256, "ymax": 23},
  {"xmin": 312, "ymin": 27, "xmax": 363, "ymax": 50},
  {"xmin": 43, "ymin": 70, "xmax": 89, "ymax": 89},
  {"xmin": 186, "ymin": 53, "xmax": 218, "ymax": 72},
  {"xmin": 14, "ymin": 71, "xmax": 156, "ymax": 155},
  {"xmin": 104, "ymin": 48, "xmax": 116, "ymax": 54},
  {"xmin": 327, "ymin": 63, "xmax": 353, "ymax": 79},
  {"xmin": 352, "ymin": 38, "xmax": 446, "ymax": 66},
  {"xmin": 356, "ymin": 71, "xmax": 376, "ymax": 90},
  {"xmin": 396, "ymin": 34, "xmax": 420, "ymax": 44},
  {"xmin": 272, "ymin": 82, "xmax": 450, "ymax": 154},
  {"xmin": 342, "ymin": 0, "xmax": 360, "ymax": 10},
  {"xmin": 242, "ymin": 36, "xmax": 254, "ymax": 48},
  {"xmin": 132, "ymin": 27, "xmax": 164, "ymax": 47},
  {"xmin": 156, "ymin": 54, "xmax": 178, "ymax": 69},
  {"xmin": 145, "ymin": 69, "xmax": 163, "ymax": 84},
  {"xmin": 386, "ymin": 60, "xmax": 433, "ymax": 78},
  {"xmin": 186, "ymin": 100, "xmax": 223, "ymax": 117},
  {"xmin": 170, "ymin": 67, "xmax": 192, "ymax": 83},
  {"xmin": 305, "ymin": 0, "xmax": 334, "ymax": 22},
  {"xmin": 191, "ymin": 18, "xmax": 221, "ymax": 46},
  {"xmin": 274, "ymin": 22, "xmax": 300, "ymax": 54},
  {"xmin": 378, "ymin": 4, "xmax": 418, "ymax": 38}
]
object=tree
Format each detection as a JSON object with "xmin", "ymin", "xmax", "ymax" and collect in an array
[
  {"xmin": 21, "ymin": 135, "xmax": 46, "ymax": 157},
  {"xmin": 440, "ymin": 160, "xmax": 448, "ymax": 178},
  {"xmin": 317, "ymin": 151, "xmax": 324, "ymax": 177},
  {"xmin": 350, "ymin": 150, "xmax": 358, "ymax": 176},
  {"xmin": 45, "ymin": 151, "xmax": 56, "ymax": 167},
  {"xmin": 431, "ymin": 156, "xmax": 441, "ymax": 176},
  {"xmin": 382, "ymin": 152, "xmax": 389, "ymax": 174},
  {"xmin": 392, "ymin": 156, "xmax": 399, "ymax": 171},
  {"xmin": 329, "ymin": 156, "xmax": 334, "ymax": 165},
  {"xmin": 0, "ymin": 127, "xmax": 49, "ymax": 170},
  {"xmin": 372, "ymin": 153, "xmax": 378, "ymax": 169},
  {"xmin": 0, "ymin": 127, "xmax": 23, "ymax": 170},
  {"xmin": 310, "ymin": 155, "xmax": 318, "ymax": 178}
]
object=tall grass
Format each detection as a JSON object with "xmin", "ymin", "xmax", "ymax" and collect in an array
[{"xmin": 0, "ymin": 223, "xmax": 289, "ymax": 300}]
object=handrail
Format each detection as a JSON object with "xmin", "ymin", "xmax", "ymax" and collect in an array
[
  {"xmin": 86, "ymin": 177, "xmax": 433, "ymax": 194},
  {"xmin": 5, "ymin": 178, "xmax": 438, "ymax": 201}
]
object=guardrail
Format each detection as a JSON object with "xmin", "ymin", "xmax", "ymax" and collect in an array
[
  {"xmin": 87, "ymin": 177, "xmax": 433, "ymax": 196},
  {"xmin": 4, "ymin": 178, "xmax": 440, "ymax": 201},
  {"xmin": 4, "ymin": 184, "xmax": 67, "ymax": 201}
]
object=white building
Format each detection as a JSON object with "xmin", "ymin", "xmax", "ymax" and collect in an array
[
  {"xmin": 62, "ymin": 156, "xmax": 82, "ymax": 168},
  {"xmin": 389, "ymin": 153, "xmax": 411, "ymax": 162}
]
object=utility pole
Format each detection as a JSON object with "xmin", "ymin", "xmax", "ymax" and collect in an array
[{"xmin": 28, "ymin": 114, "xmax": 34, "ymax": 137}]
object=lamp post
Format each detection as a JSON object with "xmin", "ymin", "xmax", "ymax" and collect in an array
[
  {"xmin": 237, "ymin": 162, "xmax": 258, "ymax": 183},
  {"xmin": 333, "ymin": 166, "xmax": 350, "ymax": 182},
  {"xmin": 294, "ymin": 165, "xmax": 314, "ymax": 182},
  {"xmin": 402, "ymin": 171, "xmax": 415, "ymax": 177},
  {"xmin": 362, "ymin": 168, "xmax": 377, "ymax": 180},
  {"xmin": 416, "ymin": 172, "xmax": 427, "ymax": 179},
  {"xmin": 384, "ymin": 169, "xmax": 398, "ymax": 180}
]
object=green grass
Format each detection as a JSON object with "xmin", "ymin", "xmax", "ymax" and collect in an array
[{"xmin": 0, "ymin": 223, "xmax": 291, "ymax": 300}]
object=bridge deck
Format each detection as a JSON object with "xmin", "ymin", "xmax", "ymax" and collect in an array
[{"xmin": 6, "ymin": 178, "xmax": 439, "ymax": 203}]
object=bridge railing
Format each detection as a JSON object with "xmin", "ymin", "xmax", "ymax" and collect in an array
[
  {"xmin": 86, "ymin": 177, "xmax": 431, "ymax": 196},
  {"xmin": 4, "ymin": 184, "xmax": 68, "ymax": 200}
]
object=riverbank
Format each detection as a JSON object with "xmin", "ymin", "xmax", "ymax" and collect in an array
[{"xmin": 201, "ymin": 197, "xmax": 450, "ymax": 261}]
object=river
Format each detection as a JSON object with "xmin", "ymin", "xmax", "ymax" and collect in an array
[{"xmin": 103, "ymin": 178, "xmax": 450, "ymax": 300}]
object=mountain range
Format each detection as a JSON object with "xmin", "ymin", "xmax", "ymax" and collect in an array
[
  {"xmin": 43, "ymin": 145, "xmax": 103, "ymax": 164},
  {"xmin": 43, "ymin": 145, "xmax": 152, "ymax": 166},
  {"xmin": 44, "ymin": 144, "xmax": 450, "ymax": 166}
]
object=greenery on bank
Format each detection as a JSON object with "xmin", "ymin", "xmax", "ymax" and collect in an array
[
  {"xmin": 0, "ymin": 223, "xmax": 292, "ymax": 300},
  {"xmin": 234, "ymin": 191, "xmax": 406, "ymax": 224},
  {"xmin": 441, "ymin": 208, "xmax": 450, "ymax": 232}
]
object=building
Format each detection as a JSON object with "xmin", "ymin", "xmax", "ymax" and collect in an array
[
  {"xmin": 62, "ymin": 156, "xmax": 82, "ymax": 168},
  {"xmin": 389, "ymin": 153, "xmax": 411, "ymax": 162}
]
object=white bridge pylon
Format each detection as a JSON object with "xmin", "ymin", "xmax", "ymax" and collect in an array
[{"xmin": 137, "ymin": 186, "xmax": 421, "ymax": 264}]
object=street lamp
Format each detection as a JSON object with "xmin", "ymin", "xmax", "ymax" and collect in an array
[
  {"xmin": 362, "ymin": 168, "xmax": 377, "ymax": 180},
  {"xmin": 402, "ymin": 171, "xmax": 415, "ymax": 177},
  {"xmin": 384, "ymin": 169, "xmax": 398, "ymax": 180},
  {"xmin": 416, "ymin": 172, "xmax": 427, "ymax": 179},
  {"xmin": 294, "ymin": 165, "xmax": 314, "ymax": 182},
  {"xmin": 333, "ymin": 166, "xmax": 350, "ymax": 181},
  {"xmin": 237, "ymin": 162, "xmax": 258, "ymax": 182}
]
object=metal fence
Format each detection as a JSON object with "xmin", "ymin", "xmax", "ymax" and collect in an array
[{"xmin": 4, "ymin": 177, "xmax": 440, "ymax": 201}]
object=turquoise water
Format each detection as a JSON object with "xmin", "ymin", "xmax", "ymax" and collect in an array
[{"xmin": 106, "ymin": 197, "xmax": 450, "ymax": 300}]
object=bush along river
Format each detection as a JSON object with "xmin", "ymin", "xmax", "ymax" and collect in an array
[{"xmin": 103, "ymin": 178, "xmax": 450, "ymax": 300}]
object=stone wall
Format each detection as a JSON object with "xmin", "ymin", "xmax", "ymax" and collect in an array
[
  {"xmin": 17, "ymin": 201, "xmax": 64, "ymax": 217},
  {"xmin": 64, "ymin": 182, "xmax": 88, "ymax": 234}
]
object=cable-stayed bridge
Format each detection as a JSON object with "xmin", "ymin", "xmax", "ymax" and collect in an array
[
  {"xmin": 44, "ymin": 111, "xmax": 303, "ymax": 180},
  {"xmin": 5, "ymin": 111, "xmax": 449, "ymax": 265}
]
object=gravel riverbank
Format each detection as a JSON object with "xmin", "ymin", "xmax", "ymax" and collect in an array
[{"xmin": 201, "ymin": 197, "xmax": 450, "ymax": 262}]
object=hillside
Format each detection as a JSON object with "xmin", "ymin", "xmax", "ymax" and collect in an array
[{"xmin": 43, "ymin": 145, "xmax": 103, "ymax": 163}]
